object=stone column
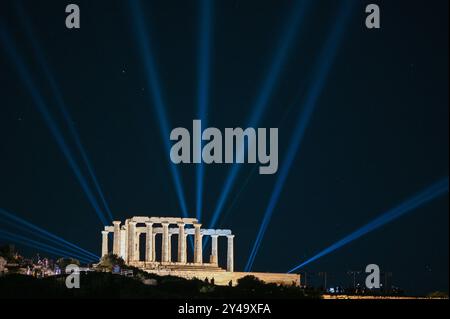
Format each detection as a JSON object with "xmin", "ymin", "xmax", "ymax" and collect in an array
[
  {"xmin": 152, "ymin": 233, "xmax": 156, "ymax": 261},
  {"xmin": 226, "ymin": 235, "xmax": 234, "ymax": 272},
  {"xmin": 168, "ymin": 233, "xmax": 173, "ymax": 262},
  {"xmin": 145, "ymin": 222, "xmax": 153, "ymax": 262},
  {"xmin": 177, "ymin": 223, "xmax": 186, "ymax": 263},
  {"xmin": 194, "ymin": 223, "xmax": 203, "ymax": 264},
  {"xmin": 120, "ymin": 229, "xmax": 126, "ymax": 259},
  {"xmin": 210, "ymin": 235, "xmax": 219, "ymax": 265},
  {"xmin": 124, "ymin": 225, "xmax": 128, "ymax": 260},
  {"xmin": 127, "ymin": 221, "xmax": 136, "ymax": 263},
  {"xmin": 134, "ymin": 230, "xmax": 140, "ymax": 261},
  {"xmin": 162, "ymin": 222, "xmax": 170, "ymax": 263},
  {"xmin": 113, "ymin": 221, "xmax": 121, "ymax": 255},
  {"xmin": 101, "ymin": 231, "xmax": 108, "ymax": 257}
]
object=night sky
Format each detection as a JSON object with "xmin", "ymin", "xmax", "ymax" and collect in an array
[{"xmin": 0, "ymin": 0, "xmax": 448, "ymax": 295}]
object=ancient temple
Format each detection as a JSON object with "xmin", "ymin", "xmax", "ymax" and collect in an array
[{"xmin": 101, "ymin": 216, "xmax": 300, "ymax": 286}]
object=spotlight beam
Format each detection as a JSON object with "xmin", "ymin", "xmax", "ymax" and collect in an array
[
  {"xmin": 287, "ymin": 177, "xmax": 449, "ymax": 273},
  {"xmin": 196, "ymin": 0, "xmax": 213, "ymax": 222},
  {"xmin": 0, "ymin": 28, "xmax": 109, "ymax": 226},
  {"xmin": 245, "ymin": 1, "xmax": 355, "ymax": 271},
  {"xmin": 0, "ymin": 208, "xmax": 99, "ymax": 260},
  {"xmin": 129, "ymin": 0, "xmax": 189, "ymax": 217},
  {"xmin": 0, "ymin": 229, "xmax": 93, "ymax": 264},
  {"xmin": 219, "ymin": 166, "xmax": 258, "ymax": 226},
  {"xmin": 14, "ymin": 3, "xmax": 114, "ymax": 223},
  {"xmin": 211, "ymin": 91, "xmax": 302, "ymax": 228},
  {"xmin": 1, "ymin": 218, "xmax": 98, "ymax": 262},
  {"xmin": 206, "ymin": 0, "xmax": 311, "ymax": 238}
]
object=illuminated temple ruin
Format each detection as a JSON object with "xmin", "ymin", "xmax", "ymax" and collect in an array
[{"xmin": 101, "ymin": 216, "xmax": 300, "ymax": 286}]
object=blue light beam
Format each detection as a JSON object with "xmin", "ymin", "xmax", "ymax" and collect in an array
[
  {"xmin": 15, "ymin": 2, "xmax": 114, "ymax": 222},
  {"xmin": 245, "ymin": 1, "xmax": 355, "ymax": 271},
  {"xmin": 0, "ymin": 208, "xmax": 99, "ymax": 260},
  {"xmin": 196, "ymin": 0, "xmax": 213, "ymax": 222},
  {"xmin": 287, "ymin": 177, "xmax": 449, "ymax": 273},
  {"xmin": 0, "ymin": 218, "xmax": 99, "ymax": 262},
  {"xmin": 129, "ymin": 0, "xmax": 189, "ymax": 217},
  {"xmin": 211, "ymin": 94, "xmax": 301, "ymax": 228},
  {"xmin": 0, "ymin": 28, "xmax": 109, "ymax": 226},
  {"xmin": 0, "ymin": 229, "xmax": 93, "ymax": 264},
  {"xmin": 206, "ymin": 0, "xmax": 311, "ymax": 239}
]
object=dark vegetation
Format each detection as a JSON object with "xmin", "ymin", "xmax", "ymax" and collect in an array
[{"xmin": 0, "ymin": 272, "xmax": 321, "ymax": 299}]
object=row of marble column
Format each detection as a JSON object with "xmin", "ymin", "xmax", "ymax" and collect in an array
[{"xmin": 102, "ymin": 221, "xmax": 234, "ymax": 272}]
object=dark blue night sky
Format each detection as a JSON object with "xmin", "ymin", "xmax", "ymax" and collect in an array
[{"xmin": 0, "ymin": 0, "xmax": 448, "ymax": 295}]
